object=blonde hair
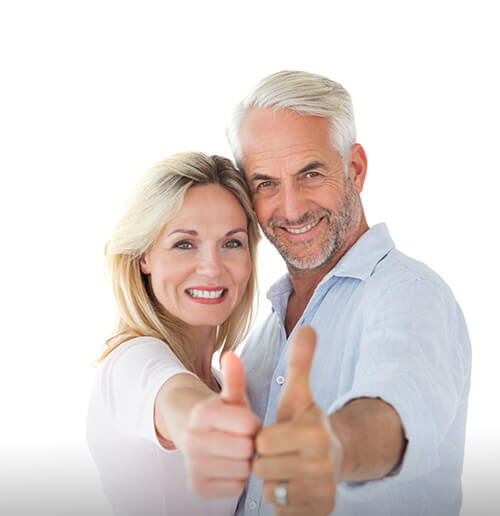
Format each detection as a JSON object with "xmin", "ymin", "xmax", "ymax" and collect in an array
[
  {"xmin": 96, "ymin": 152, "xmax": 260, "ymax": 371},
  {"xmin": 227, "ymin": 70, "xmax": 356, "ymax": 169}
]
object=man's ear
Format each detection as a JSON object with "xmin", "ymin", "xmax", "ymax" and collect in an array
[
  {"xmin": 139, "ymin": 253, "xmax": 151, "ymax": 274},
  {"xmin": 347, "ymin": 143, "xmax": 368, "ymax": 193}
]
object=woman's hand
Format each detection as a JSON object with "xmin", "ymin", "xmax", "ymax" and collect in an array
[{"xmin": 183, "ymin": 352, "xmax": 261, "ymax": 498}]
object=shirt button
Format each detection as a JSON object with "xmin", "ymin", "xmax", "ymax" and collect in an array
[
  {"xmin": 276, "ymin": 375, "xmax": 285, "ymax": 385},
  {"xmin": 249, "ymin": 500, "xmax": 257, "ymax": 510}
]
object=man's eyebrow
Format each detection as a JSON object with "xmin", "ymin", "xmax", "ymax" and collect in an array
[
  {"xmin": 249, "ymin": 161, "xmax": 327, "ymax": 182},
  {"xmin": 296, "ymin": 161, "xmax": 328, "ymax": 175},
  {"xmin": 249, "ymin": 173, "xmax": 273, "ymax": 183}
]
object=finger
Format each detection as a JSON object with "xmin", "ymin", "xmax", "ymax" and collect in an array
[
  {"xmin": 274, "ymin": 504, "xmax": 311, "ymax": 516},
  {"xmin": 221, "ymin": 351, "xmax": 248, "ymax": 406},
  {"xmin": 256, "ymin": 415, "xmax": 331, "ymax": 456},
  {"xmin": 277, "ymin": 325, "xmax": 317, "ymax": 422},
  {"xmin": 187, "ymin": 456, "xmax": 251, "ymax": 479},
  {"xmin": 253, "ymin": 454, "xmax": 334, "ymax": 481},
  {"xmin": 262, "ymin": 476, "xmax": 336, "ymax": 505},
  {"xmin": 189, "ymin": 398, "xmax": 261, "ymax": 435},
  {"xmin": 184, "ymin": 429, "xmax": 254, "ymax": 459},
  {"xmin": 189, "ymin": 477, "xmax": 246, "ymax": 498}
]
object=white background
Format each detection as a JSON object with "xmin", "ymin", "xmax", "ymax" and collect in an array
[{"xmin": 0, "ymin": 1, "xmax": 498, "ymax": 515}]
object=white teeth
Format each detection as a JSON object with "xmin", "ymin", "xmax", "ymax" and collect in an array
[
  {"xmin": 285, "ymin": 218, "xmax": 321, "ymax": 234},
  {"xmin": 187, "ymin": 289, "xmax": 225, "ymax": 299}
]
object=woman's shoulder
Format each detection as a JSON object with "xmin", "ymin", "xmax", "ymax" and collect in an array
[{"xmin": 101, "ymin": 335, "xmax": 185, "ymax": 371}]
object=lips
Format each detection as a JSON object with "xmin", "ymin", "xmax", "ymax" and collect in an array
[
  {"xmin": 185, "ymin": 287, "xmax": 228, "ymax": 304},
  {"xmin": 281, "ymin": 217, "xmax": 323, "ymax": 234}
]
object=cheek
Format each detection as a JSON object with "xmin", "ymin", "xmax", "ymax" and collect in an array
[
  {"xmin": 150, "ymin": 258, "xmax": 188, "ymax": 296},
  {"xmin": 231, "ymin": 253, "xmax": 252, "ymax": 290},
  {"xmin": 254, "ymin": 198, "xmax": 273, "ymax": 225}
]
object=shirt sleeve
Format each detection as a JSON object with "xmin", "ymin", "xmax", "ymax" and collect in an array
[
  {"xmin": 328, "ymin": 277, "xmax": 471, "ymax": 499},
  {"xmin": 96, "ymin": 336, "xmax": 197, "ymax": 451}
]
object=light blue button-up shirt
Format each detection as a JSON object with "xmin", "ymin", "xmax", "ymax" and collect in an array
[{"xmin": 236, "ymin": 224, "xmax": 471, "ymax": 516}]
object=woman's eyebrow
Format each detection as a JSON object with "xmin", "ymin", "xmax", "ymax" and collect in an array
[
  {"xmin": 167, "ymin": 229, "xmax": 198, "ymax": 237},
  {"xmin": 226, "ymin": 228, "xmax": 247, "ymax": 236},
  {"xmin": 167, "ymin": 228, "xmax": 247, "ymax": 237}
]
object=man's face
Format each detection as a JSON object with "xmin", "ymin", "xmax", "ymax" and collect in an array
[{"xmin": 239, "ymin": 107, "xmax": 362, "ymax": 270}]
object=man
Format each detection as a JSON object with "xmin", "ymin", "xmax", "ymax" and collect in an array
[{"xmin": 184, "ymin": 71, "xmax": 471, "ymax": 516}]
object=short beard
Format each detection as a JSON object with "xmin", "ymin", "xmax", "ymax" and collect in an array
[{"xmin": 261, "ymin": 177, "xmax": 361, "ymax": 270}]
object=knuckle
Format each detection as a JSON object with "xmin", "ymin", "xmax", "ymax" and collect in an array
[
  {"xmin": 238, "ymin": 459, "xmax": 252, "ymax": 478},
  {"xmin": 262, "ymin": 483, "xmax": 274, "ymax": 502},
  {"xmin": 303, "ymin": 425, "xmax": 330, "ymax": 446},
  {"xmin": 252, "ymin": 457, "xmax": 264, "ymax": 478},
  {"xmin": 189, "ymin": 475, "xmax": 206, "ymax": 496},
  {"xmin": 255, "ymin": 431, "xmax": 269, "ymax": 453},
  {"xmin": 317, "ymin": 480, "xmax": 335, "ymax": 497},
  {"xmin": 300, "ymin": 458, "xmax": 332, "ymax": 476},
  {"xmin": 241, "ymin": 436, "xmax": 255, "ymax": 457},
  {"xmin": 231, "ymin": 479, "xmax": 246, "ymax": 496}
]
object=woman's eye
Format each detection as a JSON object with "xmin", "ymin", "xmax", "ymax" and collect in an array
[
  {"xmin": 224, "ymin": 239, "xmax": 242, "ymax": 248},
  {"xmin": 174, "ymin": 241, "xmax": 193, "ymax": 249}
]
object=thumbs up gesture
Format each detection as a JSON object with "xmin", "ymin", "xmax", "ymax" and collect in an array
[
  {"xmin": 253, "ymin": 326, "xmax": 343, "ymax": 515},
  {"xmin": 184, "ymin": 351, "xmax": 261, "ymax": 498}
]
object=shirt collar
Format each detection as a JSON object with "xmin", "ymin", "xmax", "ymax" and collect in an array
[
  {"xmin": 266, "ymin": 223, "xmax": 395, "ymax": 302},
  {"xmin": 320, "ymin": 223, "xmax": 395, "ymax": 284}
]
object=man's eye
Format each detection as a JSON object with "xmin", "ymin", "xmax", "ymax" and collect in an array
[
  {"xmin": 256, "ymin": 180, "xmax": 273, "ymax": 190},
  {"xmin": 224, "ymin": 239, "xmax": 242, "ymax": 248},
  {"xmin": 305, "ymin": 171, "xmax": 320, "ymax": 179},
  {"xmin": 174, "ymin": 241, "xmax": 193, "ymax": 249}
]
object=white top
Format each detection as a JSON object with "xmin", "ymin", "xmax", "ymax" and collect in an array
[{"xmin": 87, "ymin": 336, "xmax": 238, "ymax": 516}]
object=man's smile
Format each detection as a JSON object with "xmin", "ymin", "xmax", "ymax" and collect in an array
[{"xmin": 280, "ymin": 216, "xmax": 324, "ymax": 234}]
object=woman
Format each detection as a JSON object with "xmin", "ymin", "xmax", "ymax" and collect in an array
[{"xmin": 87, "ymin": 153, "xmax": 261, "ymax": 516}]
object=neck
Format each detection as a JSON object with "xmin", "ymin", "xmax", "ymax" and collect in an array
[
  {"xmin": 288, "ymin": 214, "xmax": 369, "ymax": 302},
  {"xmin": 182, "ymin": 325, "xmax": 218, "ymax": 389}
]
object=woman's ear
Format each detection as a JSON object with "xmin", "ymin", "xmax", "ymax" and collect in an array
[{"xmin": 139, "ymin": 253, "xmax": 151, "ymax": 274}]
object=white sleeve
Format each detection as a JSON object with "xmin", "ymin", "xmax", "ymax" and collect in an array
[{"xmin": 94, "ymin": 336, "xmax": 197, "ymax": 450}]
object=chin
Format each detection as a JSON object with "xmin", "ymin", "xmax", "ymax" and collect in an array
[{"xmin": 184, "ymin": 313, "xmax": 229, "ymax": 328}]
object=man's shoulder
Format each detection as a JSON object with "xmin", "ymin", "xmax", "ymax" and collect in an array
[{"xmin": 362, "ymin": 247, "xmax": 456, "ymax": 306}]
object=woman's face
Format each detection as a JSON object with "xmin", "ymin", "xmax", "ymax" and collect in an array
[{"xmin": 140, "ymin": 184, "xmax": 251, "ymax": 329}]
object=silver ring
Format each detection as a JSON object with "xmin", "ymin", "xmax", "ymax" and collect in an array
[{"xmin": 275, "ymin": 482, "xmax": 288, "ymax": 506}]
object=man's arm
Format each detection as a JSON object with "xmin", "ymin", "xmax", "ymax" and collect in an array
[
  {"xmin": 254, "ymin": 327, "xmax": 406, "ymax": 516},
  {"xmin": 330, "ymin": 396, "xmax": 406, "ymax": 482}
]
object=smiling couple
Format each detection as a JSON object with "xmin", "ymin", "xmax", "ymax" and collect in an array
[{"xmin": 87, "ymin": 71, "xmax": 471, "ymax": 516}]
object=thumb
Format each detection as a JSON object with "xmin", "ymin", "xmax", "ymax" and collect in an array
[
  {"xmin": 276, "ymin": 325, "xmax": 317, "ymax": 422},
  {"xmin": 220, "ymin": 351, "xmax": 248, "ymax": 407}
]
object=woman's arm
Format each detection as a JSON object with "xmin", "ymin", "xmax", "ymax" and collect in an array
[
  {"xmin": 154, "ymin": 352, "xmax": 262, "ymax": 497},
  {"xmin": 154, "ymin": 372, "xmax": 216, "ymax": 449}
]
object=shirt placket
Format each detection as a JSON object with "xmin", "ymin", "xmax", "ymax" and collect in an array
[{"xmin": 243, "ymin": 314, "xmax": 288, "ymax": 514}]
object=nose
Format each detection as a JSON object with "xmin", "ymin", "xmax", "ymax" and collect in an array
[
  {"xmin": 279, "ymin": 181, "xmax": 309, "ymax": 222},
  {"xmin": 196, "ymin": 246, "xmax": 223, "ymax": 278}
]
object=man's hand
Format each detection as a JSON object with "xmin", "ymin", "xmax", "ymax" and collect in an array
[
  {"xmin": 253, "ymin": 326, "xmax": 342, "ymax": 515},
  {"xmin": 184, "ymin": 351, "xmax": 261, "ymax": 498}
]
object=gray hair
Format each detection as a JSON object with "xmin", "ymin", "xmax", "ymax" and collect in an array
[{"xmin": 227, "ymin": 70, "xmax": 357, "ymax": 169}]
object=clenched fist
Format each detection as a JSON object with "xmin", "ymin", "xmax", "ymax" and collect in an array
[
  {"xmin": 184, "ymin": 351, "xmax": 261, "ymax": 498},
  {"xmin": 253, "ymin": 326, "xmax": 343, "ymax": 516}
]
